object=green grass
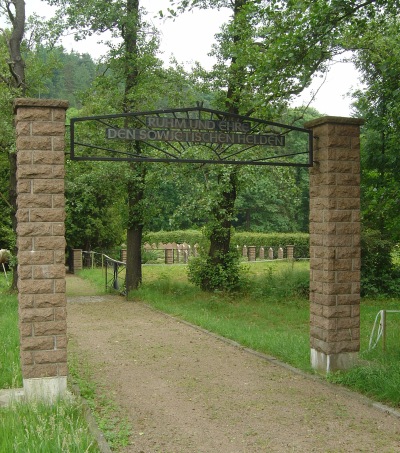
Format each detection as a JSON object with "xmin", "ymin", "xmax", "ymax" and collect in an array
[
  {"xmin": 0, "ymin": 284, "xmax": 22, "ymax": 388},
  {"xmin": 0, "ymin": 275, "xmax": 100, "ymax": 452},
  {"xmin": 0, "ymin": 399, "xmax": 99, "ymax": 452},
  {"xmin": 328, "ymin": 297, "xmax": 400, "ymax": 406},
  {"xmin": 68, "ymin": 346, "xmax": 132, "ymax": 450}
]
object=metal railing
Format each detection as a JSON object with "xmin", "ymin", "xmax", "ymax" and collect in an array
[{"xmin": 104, "ymin": 254, "xmax": 126, "ymax": 295}]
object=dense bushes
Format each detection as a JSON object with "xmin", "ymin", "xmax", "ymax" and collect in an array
[{"xmin": 361, "ymin": 229, "xmax": 400, "ymax": 296}]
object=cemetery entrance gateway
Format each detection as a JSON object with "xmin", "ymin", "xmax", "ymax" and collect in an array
[{"xmin": 14, "ymin": 100, "xmax": 362, "ymax": 401}]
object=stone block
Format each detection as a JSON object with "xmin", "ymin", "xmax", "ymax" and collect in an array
[
  {"xmin": 28, "ymin": 208, "xmax": 65, "ymax": 222},
  {"xmin": 54, "ymin": 307, "xmax": 67, "ymax": 321},
  {"xmin": 21, "ymin": 351, "xmax": 34, "ymax": 366},
  {"xmin": 322, "ymin": 282, "xmax": 352, "ymax": 295},
  {"xmin": 17, "ymin": 137, "xmax": 52, "ymax": 151},
  {"xmin": 336, "ymin": 316, "xmax": 360, "ymax": 329},
  {"xmin": 23, "ymin": 364, "xmax": 58, "ymax": 379},
  {"xmin": 32, "ymin": 122, "xmax": 65, "ymax": 136},
  {"xmin": 51, "ymin": 137, "xmax": 66, "ymax": 151},
  {"xmin": 34, "ymin": 293, "xmax": 66, "ymax": 308},
  {"xmin": 17, "ymin": 194, "xmax": 53, "ymax": 208},
  {"xmin": 19, "ymin": 322, "xmax": 33, "ymax": 337},
  {"xmin": 52, "ymin": 194, "xmax": 65, "ymax": 208},
  {"xmin": 322, "ymin": 305, "xmax": 352, "ymax": 318},
  {"xmin": 17, "ymin": 180, "xmax": 32, "ymax": 193},
  {"xmin": 18, "ymin": 251, "xmax": 54, "ymax": 265},
  {"xmin": 33, "ymin": 264, "xmax": 65, "ymax": 280},
  {"xmin": 54, "ymin": 279, "xmax": 66, "ymax": 293},
  {"xmin": 55, "ymin": 335, "xmax": 68, "ymax": 349},
  {"xmin": 17, "ymin": 223, "xmax": 53, "ymax": 237},
  {"xmin": 15, "ymin": 107, "xmax": 53, "ymax": 121},
  {"xmin": 54, "ymin": 251, "xmax": 65, "ymax": 264},
  {"xmin": 21, "ymin": 337, "xmax": 55, "ymax": 351},
  {"xmin": 17, "ymin": 237, "xmax": 33, "ymax": 250},
  {"xmin": 33, "ymin": 180, "xmax": 64, "ymax": 194},
  {"xmin": 33, "ymin": 151, "xmax": 65, "ymax": 166},
  {"xmin": 19, "ymin": 294, "xmax": 35, "ymax": 309},
  {"xmin": 18, "ymin": 279, "xmax": 54, "ymax": 294},
  {"xmin": 18, "ymin": 265, "xmax": 33, "ymax": 279},
  {"xmin": 16, "ymin": 209, "xmax": 29, "ymax": 222},
  {"xmin": 33, "ymin": 320, "xmax": 67, "ymax": 336},
  {"xmin": 34, "ymin": 349, "xmax": 67, "ymax": 365},
  {"xmin": 34, "ymin": 237, "xmax": 66, "ymax": 250}
]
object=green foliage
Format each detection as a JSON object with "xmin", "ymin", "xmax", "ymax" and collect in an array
[
  {"xmin": 253, "ymin": 262, "xmax": 310, "ymax": 300},
  {"xmin": 28, "ymin": 46, "xmax": 100, "ymax": 108},
  {"xmin": 351, "ymin": 16, "xmax": 400, "ymax": 243},
  {"xmin": 361, "ymin": 229, "xmax": 400, "ymax": 296},
  {"xmin": 187, "ymin": 248, "xmax": 244, "ymax": 292},
  {"xmin": 145, "ymin": 230, "xmax": 203, "ymax": 246},
  {"xmin": 65, "ymin": 161, "xmax": 126, "ymax": 250}
]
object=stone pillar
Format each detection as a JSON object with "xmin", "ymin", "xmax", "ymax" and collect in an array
[
  {"xmin": 305, "ymin": 116, "xmax": 363, "ymax": 373},
  {"xmin": 72, "ymin": 249, "xmax": 82, "ymax": 272},
  {"xmin": 120, "ymin": 248, "xmax": 127, "ymax": 263},
  {"xmin": 165, "ymin": 249, "xmax": 173, "ymax": 264},
  {"xmin": 287, "ymin": 245, "xmax": 294, "ymax": 260},
  {"xmin": 248, "ymin": 246, "xmax": 256, "ymax": 261},
  {"xmin": 15, "ymin": 98, "xmax": 69, "ymax": 401}
]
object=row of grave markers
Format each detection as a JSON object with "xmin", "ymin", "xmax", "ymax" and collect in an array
[{"xmin": 72, "ymin": 244, "xmax": 296, "ymax": 271}]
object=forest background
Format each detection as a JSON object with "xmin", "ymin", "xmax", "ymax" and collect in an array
[{"xmin": 1, "ymin": 0, "xmax": 400, "ymax": 295}]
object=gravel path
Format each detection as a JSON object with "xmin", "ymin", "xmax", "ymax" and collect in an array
[{"xmin": 66, "ymin": 275, "xmax": 400, "ymax": 452}]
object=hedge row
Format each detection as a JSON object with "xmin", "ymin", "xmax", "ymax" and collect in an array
[{"xmin": 145, "ymin": 230, "xmax": 310, "ymax": 259}]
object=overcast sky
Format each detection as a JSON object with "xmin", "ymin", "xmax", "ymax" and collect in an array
[{"xmin": 12, "ymin": 0, "xmax": 362, "ymax": 116}]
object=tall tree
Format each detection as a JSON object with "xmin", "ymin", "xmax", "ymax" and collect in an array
[
  {"xmin": 169, "ymin": 0, "xmax": 400, "ymax": 291},
  {"xmin": 349, "ymin": 16, "xmax": 400, "ymax": 242},
  {"xmin": 1, "ymin": 0, "xmax": 27, "ymax": 289}
]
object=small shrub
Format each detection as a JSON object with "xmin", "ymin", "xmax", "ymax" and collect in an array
[{"xmin": 187, "ymin": 249, "xmax": 246, "ymax": 292}]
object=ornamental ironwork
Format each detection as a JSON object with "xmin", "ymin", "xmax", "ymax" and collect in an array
[{"xmin": 70, "ymin": 106, "xmax": 313, "ymax": 167}]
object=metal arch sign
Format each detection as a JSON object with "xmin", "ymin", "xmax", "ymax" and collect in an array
[{"xmin": 69, "ymin": 106, "xmax": 313, "ymax": 167}]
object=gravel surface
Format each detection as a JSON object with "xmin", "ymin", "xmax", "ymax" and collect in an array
[{"xmin": 67, "ymin": 275, "xmax": 400, "ymax": 452}]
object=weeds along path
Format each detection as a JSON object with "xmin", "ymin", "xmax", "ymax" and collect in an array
[{"xmin": 66, "ymin": 275, "xmax": 400, "ymax": 452}]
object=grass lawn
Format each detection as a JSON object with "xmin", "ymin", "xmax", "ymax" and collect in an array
[{"xmin": 0, "ymin": 277, "xmax": 101, "ymax": 453}]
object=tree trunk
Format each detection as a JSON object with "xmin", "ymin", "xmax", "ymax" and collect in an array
[
  {"xmin": 6, "ymin": 0, "xmax": 26, "ymax": 289},
  {"xmin": 8, "ymin": 0, "xmax": 26, "ymax": 93},
  {"xmin": 123, "ymin": 0, "xmax": 145, "ymax": 292},
  {"xmin": 125, "ymin": 160, "xmax": 145, "ymax": 293},
  {"xmin": 205, "ymin": 0, "xmax": 244, "ymax": 283},
  {"xmin": 208, "ymin": 170, "xmax": 237, "ymax": 264}
]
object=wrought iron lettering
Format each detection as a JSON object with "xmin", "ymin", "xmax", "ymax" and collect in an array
[{"xmin": 106, "ymin": 128, "xmax": 285, "ymax": 146}]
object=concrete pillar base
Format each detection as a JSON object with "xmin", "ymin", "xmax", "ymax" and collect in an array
[
  {"xmin": 311, "ymin": 349, "xmax": 358, "ymax": 374},
  {"xmin": 23, "ymin": 376, "xmax": 68, "ymax": 402}
]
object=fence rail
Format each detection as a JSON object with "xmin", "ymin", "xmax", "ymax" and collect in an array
[{"xmin": 104, "ymin": 254, "xmax": 126, "ymax": 295}]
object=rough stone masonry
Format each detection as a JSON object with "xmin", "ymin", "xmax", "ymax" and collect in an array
[
  {"xmin": 305, "ymin": 116, "xmax": 363, "ymax": 373},
  {"xmin": 15, "ymin": 98, "xmax": 69, "ymax": 401}
]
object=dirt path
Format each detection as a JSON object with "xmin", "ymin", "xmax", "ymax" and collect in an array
[{"xmin": 66, "ymin": 275, "xmax": 400, "ymax": 452}]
